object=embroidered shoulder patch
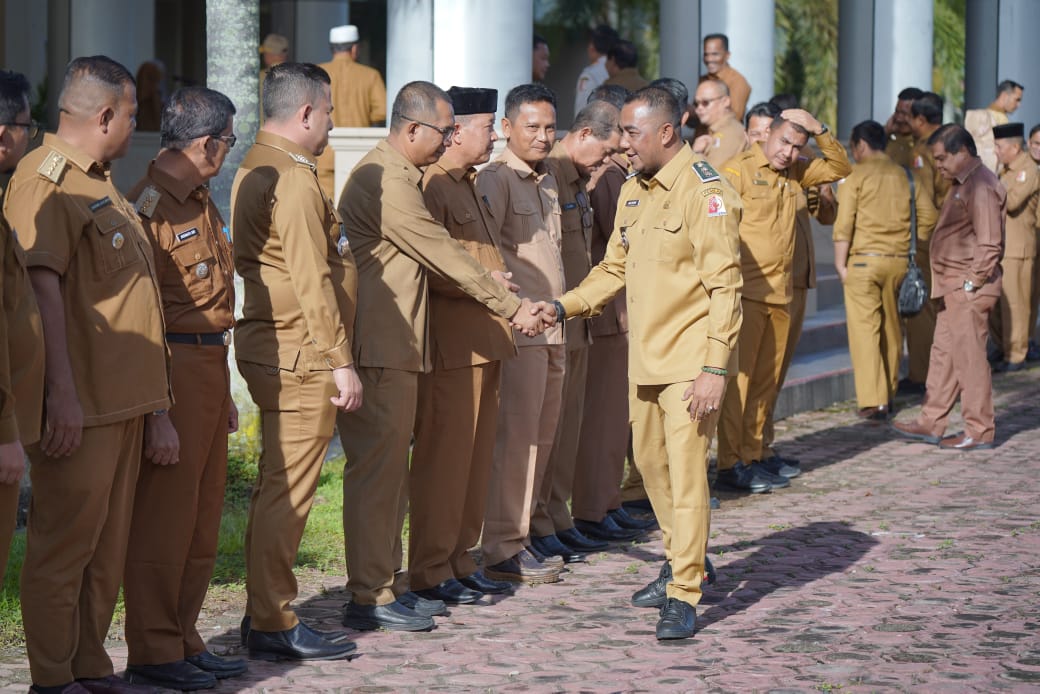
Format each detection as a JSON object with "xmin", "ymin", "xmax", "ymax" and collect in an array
[
  {"xmin": 1017, "ymin": 170, "xmax": 1028, "ymax": 183},
  {"xmin": 692, "ymin": 160, "xmax": 720, "ymax": 183},
  {"xmin": 913, "ymin": 155, "xmax": 924, "ymax": 169},
  {"xmin": 135, "ymin": 186, "xmax": 161, "ymax": 218},
  {"xmin": 706, "ymin": 193, "xmax": 727, "ymax": 217},
  {"xmin": 37, "ymin": 151, "xmax": 68, "ymax": 184}
]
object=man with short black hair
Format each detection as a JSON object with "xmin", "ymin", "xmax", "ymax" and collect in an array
[
  {"xmin": 574, "ymin": 24, "xmax": 619, "ymax": 114},
  {"xmin": 885, "ymin": 87, "xmax": 924, "ymax": 167},
  {"xmin": 604, "ymin": 40, "xmax": 648, "ymax": 91},
  {"xmin": 701, "ymin": 33, "xmax": 751, "ymax": 121},
  {"xmin": 966, "ymin": 79, "xmax": 1025, "ymax": 171},
  {"xmin": 532, "ymin": 34, "xmax": 551, "ymax": 82}
]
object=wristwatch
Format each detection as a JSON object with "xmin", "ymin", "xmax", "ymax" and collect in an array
[
  {"xmin": 963, "ymin": 280, "xmax": 977, "ymax": 292},
  {"xmin": 817, "ymin": 123, "xmax": 829, "ymax": 136},
  {"xmin": 551, "ymin": 299, "xmax": 567, "ymax": 322}
]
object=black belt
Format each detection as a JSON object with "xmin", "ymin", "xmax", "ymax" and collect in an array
[
  {"xmin": 850, "ymin": 252, "xmax": 905, "ymax": 258},
  {"xmin": 166, "ymin": 331, "xmax": 231, "ymax": 346}
]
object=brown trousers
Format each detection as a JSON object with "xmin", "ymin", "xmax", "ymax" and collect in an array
[
  {"xmin": 718, "ymin": 298, "xmax": 789, "ymax": 468},
  {"xmin": 844, "ymin": 257, "xmax": 906, "ymax": 408},
  {"xmin": 761, "ymin": 285, "xmax": 808, "ymax": 458},
  {"xmin": 1031, "ymin": 252, "xmax": 1040, "ymax": 343},
  {"xmin": 408, "ymin": 360, "xmax": 502, "ymax": 591},
  {"xmin": 0, "ymin": 478, "xmax": 18, "ymax": 584},
  {"xmin": 238, "ymin": 361, "xmax": 337, "ymax": 631},
  {"xmin": 572, "ymin": 333, "xmax": 629, "ymax": 521},
  {"xmin": 124, "ymin": 343, "xmax": 231, "ymax": 664},
  {"xmin": 531, "ymin": 346, "xmax": 588, "ymax": 536},
  {"xmin": 998, "ymin": 256, "xmax": 1034, "ymax": 363},
  {"xmin": 630, "ymin": 381, "xmax": 714, "ymax": 605},
  {"xmin": 919, "ymin": 291, "xmax": 998, "ymax": 441},
  {"xmin": 482, "ymin": 345, "xmax": 565, "ymax": 566},
  {"xmin": 21, "ymin": 417, "xmax": 144, "ymax": 686},
  {"xmin": 338, "ymin": 366, "xmax": 417, "ymax": 606},
  {"xmin": 905, "ymin": 246, "xmax": 935, "ymax": 383}
]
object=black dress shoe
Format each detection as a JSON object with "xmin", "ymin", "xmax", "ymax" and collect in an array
[
  {"xmin": 484, "ymin": 549, "xmax": 560, "ymax": 584},
  {"xmin": 415, "ymin": 578, "xmax": 483, "ymax": 605},
  {"xmin": 459, "ymin": 571, "xmax": 514, "ymax": 595},
  {"xmin": 558, "ymin": 526, "xmax": 609, "ymax": 552},
  {"xmin": 240, "ymin": 615, "xmax": 352, "ymax": 646},
  {"xmin": 656, "ymin": 598, "xmax": 696, "ymax": 640},
  {"xmin": 76, "ymin": 675, "xmax": 156, "ymax": 693},
  {"xmin": 574, "ymin": 515, "xmax": 642, "ymax": 542},
  {"xmin": 896, "ymin": 378, "xmax": 926, "ymax": 395},
  {"xmin": 621, "ymin": 498, "xmax": 654, "ymax": 513},
  {"xmin": 531, "ymin": 534, "xmax": 586, "ymax": 564},
  {"xmin": 525, "ymin": 543, "xmax": 565, "ymax": 570},
  {"xmin": 748, "ymin": 461, "xmax": 790, "ymax": 488},
  {"xmin": 342, "ymin": 599, "xmax": 435, "ymax": 632},
  {"xmin": 610, "ymin": 507, "xmax": 658, "ymax": 531},
  {"xmin": 631, "ymin": 560, "xmax": 670, "ymax": 608},
  {"xmin": 396, "ymin": 591, "xmax": 448, "ymax": 617},
  {"xmin": 716, "ymin": 462, "xmax": 772, "ymax": 493},
  {"xmin": 710, "ymin": 497, "xmax": 721, "ymax": 510},
  {"xmin": 247, "ymin": 622, "xmax": 357, "ymax": 661},
  {"xmin": 758, "ymin": 455, "xmax": 801, "ymax": 479},
  {"xmin": 185, "ymin": 649, "xmax": 247, "ymax": 679},
  {"xmin": 125, "ymin": 660, "xmax": 216, "ymax": 691}
]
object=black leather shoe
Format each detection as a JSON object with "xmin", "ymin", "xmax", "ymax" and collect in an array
[
  {"xmin": 247, "ymin": 622, "xmax": 357, "ymax": 661},
  {"xmin": 525, "ymin": 543, "xmax": 565, "ymax": 570},
  {"xmin": 621, "ymin": 498, "xmax": 654, "ymax": 513},
  {"xmin": 758, "ymin": 454, "xmax": 801, "ymax": 479},
  {"xmin": 484, "ymin": 548, "xmax": 560, "ymax": 584},
  {"xmin": 631, "ymin": 560, "xmax": 670, "ymax": 608},
  {"xmin": 396, "ymin": 591, "xmax": 448, "ymax": 617},
  {"xmin": 749, "ymin": 461, "xmax": 790, "ymax": 488},
  {"xmin": 342, "ymin": 600, "xmax": 435, "ymax": 632},
  {"xmin": 76, "ymin": 675, "xmax": 156, "ymax": 693},
  {"xmin": 896, "ymin": 378, "xmax": 926, "ymax": 395},
  {"xmin": 415, "ymin": 578, "xmax": 483, "ymax": 605},
  {"xmin": 609, "ymin": 507, "xmax": 658, "ymax": 531},
  {"xmin": 710, "ymin": 497, "xmax": 721, "ymax": 510},
  {"xmin": 459, "ymin": 571, "xmax": 514, "ymax": 595},
  {"xmin": 704, "ymin": 555, "xmax": 717, "ymax": 585},
  {"xmin": 125, "ymin": 660, "xmax": 216, "ymax": 690},
  {"xmin": 574, "ymin": 515, "xmax": 642, "ymax": 542},
  {"xmin": 656, "ymin": 598, "xmax": 696, "ymax": 640},
  {"xmin": 185, "ymin": 650, "xmax": 247, "ymax": 679},
  {"xmin": 558, "ymin": 526, "xmax": 609, "ymax": 552},
  {"xmin": 240, "ymin": 615, "xmax": 351, "ymax": 646},
  {"xmin": 531, "ymin": 534, "xmax": 586, "ymax": 564},
  {"xmin": 716, "ymin": 462, "xmax": 772, "ymax": 493}
]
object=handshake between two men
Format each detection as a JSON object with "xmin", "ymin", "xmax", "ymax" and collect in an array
[{"xmin": 494, "ymin": 270, "xmax": 563, "ymax": 338}]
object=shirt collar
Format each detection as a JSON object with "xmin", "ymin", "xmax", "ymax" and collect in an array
[
  {"xmin": 549, "ymin": 141, "xmax": 581, "ymax": 186},
  {"xmin": 254, "ymin": 130, "xmax": 318, "ymax": 167},
  {"xmin": 954, "ymin": 157, "xmax": 983, "ymax": 185},
  {"xmin": 500, "ymin": 145, "xmax": 546, "ymax": 180},
  {"xmin": 376, "ymin": 138, "xmax": 423, "ymax": 185},
  {"xmin": 43, "ymin": 133, "xmax": 108, "ymax": 176},
  {"xmin": 642, "ymin": 143, "xmax": 694, "ymax": 191},
  {"xmin": 147, "ymin": 160, "xmax": 199, "ymax": 204}
]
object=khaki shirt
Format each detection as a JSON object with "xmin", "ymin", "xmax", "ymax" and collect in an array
[
  {"xmin": 833, "ymin": 153, "xmax": 937, "ymax": 257},
  {"xmin": 545, "ymin": 141, "xmax": 593, "ymax": 350},
  {"xmin": 559, "ymin": 145, "xmax": 743, "ymax": 384},
  {"xmin": 340, "ymin": 140, "xmax": 521, "ymax": 373},
  {"xmin": 886, "ymin": 133, "xmax": 916, "ymax": 168},
  {"xmin": 232, "ymin": 131, "xmax": 356, "ymax": 371},
  {"xmin": 421, "ymin": 161, "xmax": 516, "ymax": 370},
  {"xmin": 604, "ymin": 67, "xmax": 648, "ymax": 92},
  {"xmin": 586, "ymin": 155, "xmax": 629, "ymax": 337},
  {"xmin": 964, "ymin": 107, "xmax": 1008, "ymax": 172},
  {"xmin": 912, "ymin": 135, "xmax": 951, "ymax": 217},
  {"xmin": 477, "ymin": 146, "xmax": 566, "ymax": 347},
  {"xmin": 129, "ymin": 162, "xmax": 235, "ymax": 334},
  {"xmin": 0, "ymin": 181, "xmax": 44, "ymax": 444},
  {"xmin": 721, "ymin": 131, "xmax": 852, "ymax": 304},
  {"xmin": 998, "ymin": 150, "xmax": 1039, "ymax": 259},
  {"xmin": 701, "ymin": 66, "xmax": 751, "ymax": 121},
  {"xmin": 704, "ymin": 114, "xmax": 747, "ymax": 169},
  {"xmin": 5, "ymin": 134, "xmax": 170, "ymax": 426},
  {"xmin": 930, "ymin": 159, "xmax": 1005, "ymax": 298}
]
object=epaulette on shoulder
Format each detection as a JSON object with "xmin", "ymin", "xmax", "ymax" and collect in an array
[
  {"xmin": 135, "ymin": 185, "xmax": 161, "ymax": 218},
  {"xmin": 289, "ymin": 152, "xmax": 316, "ymax": 171},
  {"xmin": 692, "ymin": 159, "xmax": 720, "ymax": 183},
  {"xmin": 36, "ymin": 150, "xmax": 68, "ymax": 184}
]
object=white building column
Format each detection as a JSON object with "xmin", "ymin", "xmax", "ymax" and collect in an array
[
  {"xmin": 70, "ymin": 0, "xmax": 155, "ymax": 79},
  {"xmin": 966, "ymin": 0, "xmax": 1040, "ymax": 129},
  {"xmin": 659, "ymin": 0, "xmax": 700, "ymax": 105},
  {"xmin": 386, "ymin": 0, "xmax": 434, "ymax": 112},
  {"xmin": 699, "ymin": 0, "xmax": 774, "ymax": 107}
]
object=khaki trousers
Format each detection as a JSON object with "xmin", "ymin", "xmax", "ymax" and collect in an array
[
  {"xmin": 408, "ymin": 360, "xmax": 502, "ymax": 590},
  {"xmin": 761, "ymin": 285, "xmax": 807, "ymax": 458},
  {"xmin": 717, "ymin": 298, "xmax": 789, "ymax": 468},
  {"xmin": 618, "ymin": 453, "xmax": 647, "ymax": 503},
  {"xmin": 1031, "ymin": 250, "xmax": 1040, "ymax": 343},
  {"xmin": 630, "ymin": 381, "xmax": 713, "ymax": 604},
  {"xmin": 843, "ymin": 257, "xmax": 906, "ymax": 408},
  {"xmin": 998, "ymin": 256, "xmax": 1034, "ymax": 363},
  {"xmin": 905, "ymin": 246, "xmax": 935, "ymax": 383},
  {"xmin": 21, "ymin": 417, "xmax": 144, "ymax": 686},
  {"xmin": 338, "ymin": 366, "xmax": 417, "ymax": 606},
  {"xmin": 572, "ymin": 333, "xmax": 629, "ymax": 521},
  {"xmin": 0, "ymin": 478, "xmax": 18, "ymax": 583},
  {"xmin": 124, "ymin": 343, "xmax": 231, "ymax": 664},
  {"xmin": 238, "ymin": 361, "xmax": 337, "ymax": 631},
  {"xmin": 919, "ymin": 291, "xmax": 998, "ymax": 441},
  {"xmin": 482, "ymin": 345, "xmax": 565, "ymax": 566},
  {"xmin": 531, "ymin": 346, "xmax": 588, "ymax": 536}
]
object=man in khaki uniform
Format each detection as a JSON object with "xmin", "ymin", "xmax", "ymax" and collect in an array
[
  {"xmin": 476, "ymin": 84, "xmax": 567, "ymax": 584},
  {"xmin": 122, "ymin": 87, "xmax": 247, "ymax": 690},
  {"xmin": 530, "ymin": 101, "xmax": 622, "ymax": 562},
  {"xmin": 407, "ymin": 86, "xmax": 517, "ymax": 605},
  {"xmin": 965, "ymin": 80, "xmax": 1024, "ymax": 172},
  {"xmin": 691, "ymin": 80, "xmax": 746, "ymax": 168},
  {"xmin": 992, "ymin": 123, "xmax": 1038, "ymax": 370},
  {"xmin": 604, "ymin": 40, "xmax": 648, "ymax": 91},
  {"xmin": 337, "ymin": 80, "xmax": 543, "ymax": 630},
  {"xmin": 7, "ymin": 56, "xmax": 170, "ymax": 693},
  {"xmin": 233, "ymin": 62, "xmax": 360, "ymax": 663},
  {"xmin": 835, "ymin": 120, "xmax": 937, "ymax": 418},
  {"xmin": 885, "ymin": 87, "xmax": 923, "ymax": 167},
  {"xmin": 546, "ymin": 86, "xmax": 743, "ymax": 640},
  {"xmin": 894, "ymin": 125, "xmax": 1005, "ymax": 450},
  {"xmin": 716, "ymin": 109, "xmax": 851, "ymax": 492},
  {"xmin": 701, "ymin": 34, "xmax": 751, "ymax": 122},
  {"xmin": 0, "ymin": 70, "xmax": 44, "ymax": 578},
  {"xmin": 317, "ymin": 24, "xmax": 388, "ymax": 200}
]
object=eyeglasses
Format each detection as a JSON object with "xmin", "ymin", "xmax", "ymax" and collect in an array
[
  {"xmin": 397, "ymin": 113, "xmax": 455, "ymax": 141},
  {"xmin": 694, "ymin": 96, "xmax": 724, "ymax": 109},
  {"xmin": 214, "ymin": 133, "xmax": 237, "ymax": 149},
  {"xmin": 2, "ymin": 120, "xmax": 41, "ymax": 139}
]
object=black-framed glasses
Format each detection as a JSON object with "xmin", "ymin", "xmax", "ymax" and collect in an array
[
  {"xmin": 214, "ymin": 133, "xmax": 237, "ymax": 149},
  {"xmin": 397, "ymin": 113, "xmax": 455, "ymax": 141},
  {"xmin": 2, "ymin": 120, "xmax": 41, "ymax": 139},
  {"xmin": 693, "ymin": 96, "xmax": 724, "ymax": 109}
]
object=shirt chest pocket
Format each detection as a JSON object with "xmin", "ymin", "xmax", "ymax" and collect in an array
[
  {"xmin": 171, "ymin": 237, "xmax": 216, "ymax": 299},
  {"xmin": 649, "ymin": 214, "xmax": 685, "ymax": 263},
  {"xmin": 509, "ymin": 199, "xmax": 540, "ymax": 246},
  {"xmin": 92, "ymin": 208, "xmax": 142, "ymax": 275},
  {"xmin": 451, "ymin": 207, "xmax": 482, "ymax": 242}
]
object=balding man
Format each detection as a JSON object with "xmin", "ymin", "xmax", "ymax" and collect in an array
[
  {"xmin": 691, "ymin": 79, "xmax": 746, "ymax": 168},
  {"xmin": 7, "ymin": 55, "xmax": 169, "ymax": 693},
  {"xmin": 337, "ymin": 81, "xmax": 544, "ymax": 631}
]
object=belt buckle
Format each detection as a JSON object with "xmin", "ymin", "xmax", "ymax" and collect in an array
[{"xmin": 222, "ymin": 330, "xmax": 231, "ymax": 346}]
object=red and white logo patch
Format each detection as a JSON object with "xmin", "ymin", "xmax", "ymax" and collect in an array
[
  {"xmin": 707, "ymin": 194, "xmax": 727, "ymax": 217},
  {"xmin": 1017, "ymin": 170, "xmax": 1028, "ymax": 182}
]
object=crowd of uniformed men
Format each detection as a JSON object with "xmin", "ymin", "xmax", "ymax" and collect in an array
[{"xmin": 0, "ymin": 22, "xmax": 1025, "ymax": 693}]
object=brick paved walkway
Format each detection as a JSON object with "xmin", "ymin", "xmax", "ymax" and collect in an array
[{"xmin": 2, "ymin": 370, "xmax": 1039, "ymax": 692}]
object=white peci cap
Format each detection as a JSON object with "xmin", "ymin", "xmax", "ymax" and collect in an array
[{"xmin": 330, "ymin": 25, "xmax": 359, "ymax": 44}]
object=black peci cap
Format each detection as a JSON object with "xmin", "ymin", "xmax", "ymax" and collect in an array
[
  {"xmin": 993, "ymin": 122, "xmax": 1025, "ymax": 139},
  {"xmin": 448, "ymin": 86, "xmax": 498, "ymax": 115}
]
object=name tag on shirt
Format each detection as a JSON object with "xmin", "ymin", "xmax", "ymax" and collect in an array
[
  {"xmin": 177, "ymin": 227, "xmax": 199, "ymax": 242},
  {"xmin": 562, "ymin": 202, "xmax": 577, "ymax": 210},
  {"xmin": 89, "ymin": 196, "xmax": 112, "ymax": 212},
  {"xmin": 625, "ymin": 199, "xmax": 640, "ymax": 207}
]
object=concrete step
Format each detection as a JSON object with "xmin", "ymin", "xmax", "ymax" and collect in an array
[
  {"xmin": 774, "ymin": 346, "xmax": 855, "ymax": 420},
  {"xmin": 814, "ymin": 273, "xmax": 844, "ymax": 311},
  {"xmin": 793, "ymin": 305, "xmax": 848, "ymax": 358}
]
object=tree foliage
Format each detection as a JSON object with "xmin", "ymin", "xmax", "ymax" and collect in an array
[
  {"xmin": 774, "ymin": 0, "xmax": 839, "ymax": 127},
  {"xmin": 933, "ymin": 0, "xmax": 965, "ymax": 119}
]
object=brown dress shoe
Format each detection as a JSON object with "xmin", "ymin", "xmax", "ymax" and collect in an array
[
  {"xmin": 938, "ymin": 434, "xmax": 995, "ymax": 451},
  {"xmin": 484, "ymin": 548, "xmax": 560, "ymax": 584},
  {"xmin": 890, "ymin": 419, "xmax": 941, "ymax": 444},
  {"xmin": 77, "ymin": 675, "xmax": 156, "ymax": 693},
  {"xmin": 857, "ymin": 405, "xmax": 889, "ymax": 421}
]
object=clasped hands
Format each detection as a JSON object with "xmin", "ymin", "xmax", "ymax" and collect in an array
[{"xmin": 494, "ymin": 270, "xmax": 561, "ymax": 338}]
